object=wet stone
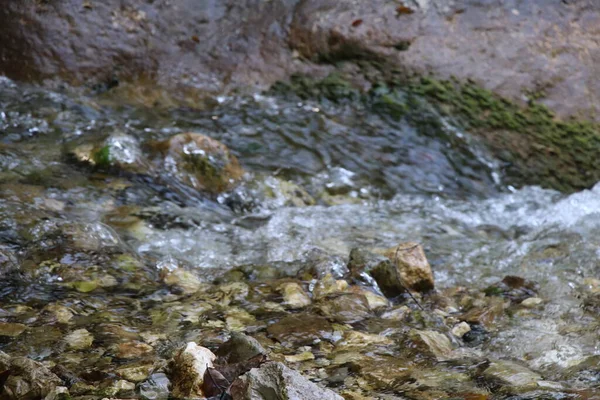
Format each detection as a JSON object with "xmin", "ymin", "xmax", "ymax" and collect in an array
[
  {"xmin": 116, "ymin": 341, "xmax": 154, "ymax": 359},
  {"xmin": 229, "ymin": 361, "xmax": 344, "ymax": 400},
  {"xmin": 0, "ymin": 322, "xmax": 27, "ymax": 337},
  {"xmin": 154, "ymin": 132, "xmax": 245, "ymax": 194},
  {"xmin": 267, "ymin": 314, "xmax": 334, "ymax": 346},
  {"xmin": 382, "ymin": 242, "xmax": 435, "ymax": 294},
  {"xmin": 116, "ymin": 361, "xmax": 155, "ymax": 382},
  {"xmin": 318, "ymin": 293, "xmax": 372, "ymax": 324},
  {"xmin": 216, "ymin": 332, "xmax": 267, "ymax": 364},
  {"xmin": 451, "ymin": 322, "xmax": 472, "ymax": 338},
  {"xmin": 408, "ymin": 330, "xmax": 454, "ymax": 361},
  {"xmin": 0, "ymin": 352, "xmax": 63, "ymax": 400},
  {"xmin": 168, "ymin": 342, "xmax": 216, "ymax": 398},
  {"xmin": 481, "ymin": 360, "xmax": 543, "ymax": 391},
  {"xmin": 277, "ymin": 281, "xmax": 311, "ymax": 309},
  {"xmin": 64, "ymin": 328, "xmax": 94, "ymax": 350},
  {"xmin": 139, "ymin": 372, "xmax": 170, "ymax": 400}
]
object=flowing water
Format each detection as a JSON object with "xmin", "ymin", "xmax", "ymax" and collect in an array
[{"xmin": 1, "ymin": 76, "xmax": 599, "ymax": 398}]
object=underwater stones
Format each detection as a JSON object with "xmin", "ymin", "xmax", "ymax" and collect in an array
[
  {"xmin": 261, "ymin": 176, "xmax": 316, "ymax": 207},
  {"xmin": 159, "ymin": 265, "xmax": 203, "ymax": 295},
  {"xmin": 168, "ymin": 342, "xmax": 217, "ymax": 398},
  {"xmin": 216, "ymin": 332, "xmax": 268, "ymax": 364},
  {"xmin": 155, "ymin": 132, "xmax": 245, "ymax": 194},
  {"xmin": 335, "ymin": 331, "xmax": 393, "ymax": 352},
  {"xmin": 277, "ymin": 281, "xmax": 311, "ymax": 309},
  {"xmin": 64, "ymin": 328, "xmax": 94, "ymax": 350},
  {"xmin": 139, "ymin": 372, "xmax": 170, "ymax": 400},
  {"xmin": 408, "ymin": 330, "xmax": 454, "ymax": 361},
  {"xmin": 484, "ymin": 275, "xmax": 538, "ymax": 303},
  {"xmin": 0, "ymin": 322, "xmax": 27, "ymax": 337},
  {"xmin": 0, "ymin": 352, "xmax": 62, "ymax": 400},
  {"xmin": 41, "ymin": 304, "xmax": 74, "ymax": 324},
  {"xmin": 318, "ymin": 293, "xmax": 372, "ymax": 324},
  {"xmin": 460, "ymin": 297, "xmax": 506, "ymax": 329},
  {"xmin": 267, "ymin": 314, "xmax": 334, "ymax": 346},
  {"xmin": 229, "ymin": 361, "xmax": 344, "ymax": 400},
  {"xmin": 301, "ymin": 248, "xmax": 349, "ymax": 279},
  {"xmin": 116, "ymin": 361, "xmax": 155, "ymax": 382},
  {"xmin": 116, "ymin": 341, "xmax": 154, "ymax": 359},
  {"xmin": 313, "ymin": 274, "xmax": 349, "ymax": 300},
  {"xmin": 216, "ymin": 332, "xmax": 267, "ymax": 364},
  {"xmin": 481, "ymin": 360, "xmax": 543, "ymax": 391}
]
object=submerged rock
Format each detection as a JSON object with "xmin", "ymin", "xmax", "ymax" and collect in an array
[
  {"xmin": 408, "ymin": 330, "xmax": 454, "ymax": 361},
  {"xmin": 0, "ymin": 351, "xmax": 62, "ymax": 400},
  {"xmin": 0, "ymin": 322, "xmax": 27, "ymax": 337},
  {"xmin": 229, "ymin": 362, "xmax": 343, "ymax": 400},
  {"xmin": 481, "ymin": 360, "xmax": 543, "ymax": 392},
  {"xmin": 216, "ymin": 332, "xmax": 268, "ymax": 364},
  {"xmin": 168, "ymin": 342, "xmax": 217, "ymax": 398},
  {"xmin": 64, "ymin": 328, "xmax": 94, "ymax": 350},
  {"xmin": 154, "ymin": 132, "xmax": 245, "ymax": 194},
  {"xmin": 139, "ymin": 372, "xmax": 171, "ymax": 400},
  {"xmin": 277, "ymin": 281, "xmax": 311, "ymax": 309},
  {"xmin": 267, "ymin": 314, "xmax": 334, "ymax": 346},
  {"xmin": 318, "ymin": 293, "xmax": 372, "ymax": 324}
]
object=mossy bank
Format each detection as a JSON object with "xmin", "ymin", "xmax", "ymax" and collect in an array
[{"xmin": 272, "ymin": 73, "xmax": 600, "ymax": 193}]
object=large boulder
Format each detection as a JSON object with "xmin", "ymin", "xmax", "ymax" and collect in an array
[{"xmin": 2, "ymin": 1, "xmax": 599, "ymax": 121}]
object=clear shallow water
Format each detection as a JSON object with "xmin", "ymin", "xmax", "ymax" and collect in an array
[{"xmin": 1, "ymin": 76, "xmax": 600, "ymax": 393}]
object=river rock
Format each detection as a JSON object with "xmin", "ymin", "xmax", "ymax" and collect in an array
[
  {"xmin": 154, "ymin": 132, "xmax": 244, "ymax": 194},
  {"xmin": 267, "ymin": 314, "xmax": 334, "ymax": 346},
  {"xmin": 382, "ymin": 242, "xmax": 434, "ymax": 293},
  {"xmin": 0, "ymin": 322, "xmax": 27, "ymax": 337},
  {"xmin": 318, "ymin": 293, "xmax": 372, "ymax": 324},
  {"xmin": 64, "ymin": 328, "xmax": 94, "ymax": 350},
  {"xmin": 68, "ymin": 133, "xmax": 145, "ymax": 172},
  {"xmin": 0, "ymin": 351, "xmax": 63, "ymax": 400},
  {"xmin": 481, "ymin": 360, "xmax": 542, "ymax": 392},
  {"xmin": 229, "ymin": 361, "xmax": 344, "ymax": 400},
  {"xmin": 168, "ymin": 342, "xmax": 217, "ymax": 398},
  {"xmin": 277, "ymin": 282, "xmax": 311, "ymax": 309},
  {"xmin": 313, "ymin": 274, "xmax": 349, "ymax": 300},
  {"xmin": 216, "ymin": 332, "xmax": 268, "ymax": 364},
  {"xmin": 408, "ymin": 330, "xmax": 453, "ymax": 361},
  {"xmin": 139, "ymin": 372, "xmax": 170, "ymax": 400}
]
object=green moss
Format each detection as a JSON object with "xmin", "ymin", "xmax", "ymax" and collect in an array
[
  {"xmin": 270, "ymin": 73, "xmax": 360, "ymax": 102},
  {"xmin": 92, "ymin": 145, "xmax": 111, "ymax": 168},
  {"xmin": 270, "ymin": 71, "xmax": 600, "ymax": 192},
  {"xmin": 405, "ymin": 77, "xmax": 600, "ymax": 192}
]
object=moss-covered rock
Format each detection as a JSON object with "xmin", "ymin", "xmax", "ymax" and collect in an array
[
  {"xmin": 272, "ymin": 72, "xmax": 600, "ymax": 193},
  {"xmin": 405, "ymin": 77, "xmax": 600, "ymax": 193}
]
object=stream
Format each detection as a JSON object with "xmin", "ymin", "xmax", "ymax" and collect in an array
[{"xmin": 0, "ymin": 75, "xmax": 599, "ymax": 399}]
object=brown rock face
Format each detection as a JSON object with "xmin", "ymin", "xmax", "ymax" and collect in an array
[
  {"xmin": 1, "ymin": 1, "xmax": 599, "ymax": 121},
  {"xmin": 289, "ymin": 0, "xmax": 600, "ymax": 121},
  {"xmin": 0, "ymin": 0, "xmax": 306, "ymax": 99}
]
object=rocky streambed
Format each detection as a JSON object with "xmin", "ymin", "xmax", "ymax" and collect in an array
[{"xmin": 0, "ymin": 76, "xmax": 600, "ymax": 400}]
